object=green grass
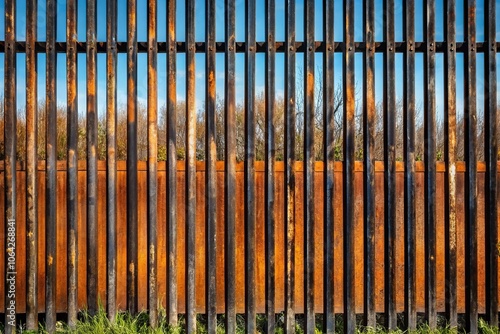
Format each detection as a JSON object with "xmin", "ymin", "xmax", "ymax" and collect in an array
[{"xmin": 2, "ymin": 310, "xmax": 499, "ymax": 333}]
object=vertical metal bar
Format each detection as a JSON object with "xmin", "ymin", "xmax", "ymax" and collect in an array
[
  {"xmin": 205, "ymin": 0, "xmax": 217, "ymax": 331},
  {"xmin": 185, "ymin": 0, "xmax": 197, "ymax": 332},
  {"xmin": 106, "ymin": 0, "xmax": 118, "ymax": 323},
  {"xmin": 265, "ymin": 0, "xmax": 276, "ymax": 332},
  {"xmin": 444, "ymin": 0, "xmax": 457, "ymax": 326},
  {"xmin": 4, "ymin": 0, "xmax": 16, "ymax": 333},
  {"xmin": 245, "ymin": 0, "xmax": 256, "ymax": 330},
  {"xmin": 363, "ymin": 0, "xmax": 376, "ymax": 328},
  {"xmin": 464, "ymin": 0, "xmax": 478, "ymax": 332},
  {"xmin": 147, "ymin": 0, "xmax": 158, "ymax": 327},
  {"xmin": 383, "ymin": 0, "xmax": 397, "ymax": 329},
  {"xmin": 284, "ymin": 0, "xmax": 296, "ymax": 332},
  {"xmin": 87, "ymin": 0, "xmax": 99, "ymax": 315},
  {"xmin": 45, "ymin": 0, "xmax": 58, "ymax": 331},
  {"xmin": 304, "ymin": 0, "xmax": 315, "ymax": 332},
  {"xmin": 403, "ymin": 0, "xmax": 416, "ymax": 329},
  {"xmin": 127, "ymin": 0, "xmax": 138, "ymax": 315},
  {"xmin": 67, "ymin": 0, "xmax": 79, "ymax": 326},
  {"xmin": 424, "ymin": 0, "xmax": 437, "ymax": 328},
  {"xmin": 225, "ymin": 0, "xmax": 237, "ymax": 330},
  {"xmin": 343, "ymin": 0, "xmax": 356, "ymax": 333},
  {"xmin": 167, "ymin": 0, "xmax": 178, "ymax": 325},
  {"xmin": 484, "ymin": 0, "xmax": 498, "ymax": 327},
  {"xmin": 25, "ymin": 0, "xmax": 38, "ymax": 329}
]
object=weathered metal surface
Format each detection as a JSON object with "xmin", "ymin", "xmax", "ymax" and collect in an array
[
  {"xmin": 383, "ymin": 0, "xmax": 397, "ymax": 329},
  {"xmin": 464, "ymin": 0, "xmax": 478, "ymax": 332},
  {"xmin": 66, "ymin": 0, "xmax": 79, "ymax": 327},
  {"xmin": 205, "ymin": 0, "xmax": 217, "ymax": 332},
  {"xmin": 167, "ymin": 0, "xmax": 178, "ymax": 326},
  {"xmin": 363, "ymin": 0, "xmax": 376, "ymax": 329},
  {"xmin": 45, "ymin": 0, "xmax": 58, "ymax": 332},
  {"xmin": 245, "ymin": 0, "xmax": 257, "ymax": 331},
  {"xmin": 127, "ymin": 0, "xmax": 139, "ymax": 315},
  {"xmin": 25, "ymin": 0, "xmax": 38, "ymax": 329},
  {"xmin": 284, "ymin": 1, "xmax": 296, "ymax": 332},
  {"xmin": 484, "ymin": 0, "xmax": 498, "ymax": 327},
  {"xmin": 106, "ymin": 0, "xmax": 118, "ymax": 323},
  {"xmin": 185, "ymin": 0, "xmax": 197, "ymax": 332},
  {"xmin": 147, "ymin": 0, "xmax": 158, "ymax": 327}
]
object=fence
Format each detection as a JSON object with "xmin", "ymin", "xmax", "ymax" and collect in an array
[{"xmin": 1, "ymin": 0, "xmax": 499, "ymax": 333}]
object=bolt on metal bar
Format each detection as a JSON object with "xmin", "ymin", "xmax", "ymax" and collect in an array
[
  {"xmin": 244, "ymin": 0, "xmax": 257, "ymax": 331},
  {"xmin": 363, "ymin": 0, "xmax": 376, "ymax": 328},
  {"xmin": 403, "ymin": 0, "xmax": 417, "ymax": 329},
  {"xmin": 444, "ymin": 0, "xmax": 458, "ymax": 327},
  {"xmin": 66, "ymin": 0, "xmax": 79, "ymax": 327},
  {"xmin": 167, "ymin": 0, "xmax": 178, "ymax": 326},
  {"xmin": 484, "ymin": 0, "xmax": 498, "ymax": 327},
  {"xmin": 147, "ymin": 0, "xmax": 158, "ymax": 327},
  {"xmin": 25, "ymin": 0, "xmax": 39, "ymax": 329},
  {"xmin": 205, "ymin": 0, "xmax": 217, "ymax": 332},
  {"xmin": 45, "ymin": 0, "xmax": 58, "ymax": 331},
  {"xmin": 127, "ymin": 0, "xmax": 139, "ymax": 316}
]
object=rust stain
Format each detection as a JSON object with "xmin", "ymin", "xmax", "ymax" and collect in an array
[{"xmin": 48, "ymin": 255, "xmax": 53, "ymax": 266}]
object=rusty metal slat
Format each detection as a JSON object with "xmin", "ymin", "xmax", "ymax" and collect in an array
[
  {"xmin": 444, "ymin": 0, "xmax": 457, "ymax": 326},
  {"xmin": 363, "ymin": 0, "xmax": 376, "ymax": 328},
  {"xmin": 127, "ymin": 0, "xmax": 139, "ymax": 315},
  {"xmin": 284, "ymin": 0, "xmax": 296, "ymax": 332},
  {"xmin": 484, "ymin": 0, "xmax": 498, "ymax": 327},
  {"xmin": 464, "ymin": 1, "xmax": 478, "ymax": 332},
  {"xmin": 424, "ymin": 0, "xmax": 437, "ymax": 328},
  {"xmin": 147, "ymin": 0, "xmax": 158, "ymax": 327},
  {"xmin": 106, "ymin": 0, "xmax": 118, "ymax": 323},
  {"xmin": 205, "ymin": 0, "xmax": 217, "ymax": 332},
  {"xmin": 403, "ymin": 0, "xmax": 416, "ymax": 329},
  {"xmin": 4, "ymin": 0, "xmax": 17, "ymax": 333},
  {"xmin": 66, "ymin": 0, "xmax": 79, "ymax": 326},
  {"xmin": 383, "ymin": 0, "xmax": 397, "ymax": 329},
  {"xmin": 244, "ymin": 0, "xmax": 256, "ymax": 331},
  {"xmin": 185, "ymin": 0, "xmax": 197, "ymax": 332},
  {"xmin": 45, "ymin": 0, "xmax": 58, "ymax": 331},
  {"xmin": 25, "ymin": 0, "xmax": 38, "ymax": 329},
  {"xmin": 304, "ymin": 0, "xmax": 315, "ymax": 331},
  {"xmin": 86, "ymin": 0, "xmax": 99, "ymax": 315},
  {"xmin": 167, "ymin": 0, "xmax": 178, "ymax": 325},
  {"xmin": 225, "ymin": 0, "xmax": 237, "ymax": 331},
  {"xmin": 344, "ymin": 0, "xmax": 356, "ymax": 333},
  {"xmin": 265, "ymin": 0, "xmax": 276, "ymax": 331}
]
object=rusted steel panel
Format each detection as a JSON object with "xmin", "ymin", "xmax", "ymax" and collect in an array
[
  {"xmin": 4, "ymin": 0, "xmax": 17, "ymax": 333},
  {"xmin": 343, "ymin": 0, "xmax": 356, "ymax": 333},
  {"xmin": 265, "ymin": 0, "xmax": 276, "ymax": 331},
  {"xmin": 167, "ymin": 0, "xmax": 178, "ymax": 326},
  {"xmin": 244, "ymin": 0, "xmax": 257, "ymax": 331},
  {"xmin": 147, "ymin": 0, "xmax": 158, "ymax": 327},
  {"xmin": 106, "ymin": 0, "xmax": 118, "ymax": 323},
  {"xmin": 25, "ymin": 0, "xmax": 38, "ymax": 329},
  {"xmin": 45, "ymin": 0, "xmax": 58, "ymax": 331},
  {"xmin": 284, "ymin": 0, "xmax": 296, "ymax": 331},
  {"xmin": 403, "ymin": 0, "xmax": 417, "ymax": 329},
  {"xmin": 444, "ymin": 0, "xmax": 458, "ymax": 327},
  {"xmin": 127, "ymin": 0, "xmax": 139, "ymax": 315},
  {"xmin": 304, "ymin": 0, "xmax": 315, "ymax": 332},
  {"xmin": 66, "ymin": 0, "xmax": 79, "ymax": 327},
  {"xmin": 205, "ymin": 0, "xmax": 217, "ymax": 331},
  {"xmin": 363, "ymin": 0, "xmax": 376, "ymax": 328},
  {"xmin": 185, "ymin": 0, "xmax": 197, "ymax": 332},
  {"xmin": 484, "ymin": 0, "xmax": 498, "ymax": 327},
  {"xmin": 464, "ymin": 0, "xmax": 478, "ymax": 332},
  {"xmin": 224, "ymin": 0, "xmax": 237, "ymax": 332}
]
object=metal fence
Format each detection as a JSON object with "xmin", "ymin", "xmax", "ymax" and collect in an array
[{"xmin": 1, "ymin": 0, "xmax": 499, "ymax": 333}]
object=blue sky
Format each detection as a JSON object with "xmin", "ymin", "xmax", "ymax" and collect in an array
[{"xmin": 0, "ymin": 0, "xmax": 499, "ymax": 124}]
